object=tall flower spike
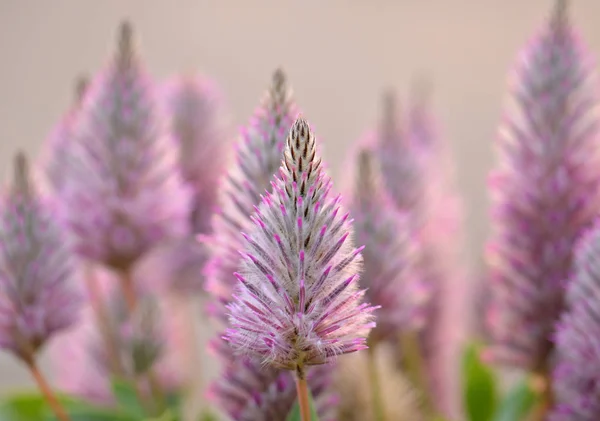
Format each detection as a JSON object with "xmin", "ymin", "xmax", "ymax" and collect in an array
[
  {"xmin": 407, "ymin": 79, "xmax": 467, "ymax": 418},
  {"xmin": 49, "ymin": 267, "xmax": 185, "ymax": 403},
  {"xmin": 164, "ymin": 74, "xmax": 230, "ymax": 234},
  {"xmin": 207, "ymin": 68, "xmax": 297, "ymax": 311},
  {"xmin": 351, "ymin": 149, "xmax": 426, "ymax": 344},
  {"xmin": 42, "ymin": 75, "xmax": 89, "ymax": 194},
  {"xmin": 226, "ymin": 117, "xmax": 376, "ymax": 371},
  {"xmin": 60, "ymin": 21, "xmax": 190, "ymax": 271},
  {"xmin": 550, "ymin": 219, "xmax": 600, "ymax": 420},
  {"xmin": 0, "ymin": 152, "xmax": 82, "ymax": 362},
  {"xmin": 376, "ymin": 90, "xmax": 425, "ymax": 216},
  {"xmin": 487, "ymin": 0, "xmax": 600, "ymax": 371}
]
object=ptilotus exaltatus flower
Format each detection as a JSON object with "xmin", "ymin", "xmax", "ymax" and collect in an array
[
  {"xmin": 549, "ymin": 220, "xmax": 600, "ymax": 420},
  {"xmin": 406, "ymin": 81, "xmax": 467, "ymax": 418},
  {"xmin": 0, "ymin": 152, "xmax": 82, "ymax": 362},
  {"xmin": 60, "ymin": 21, "xmax": 190, "ymax": 273},
  {"xmin": 226, "ymin": 117, "xmax": 376, "ymax": 372},
  {"xmin": 42, "ymin": 76, "xmax": 89, "ymax": 194},
  {"xmin": 376, "ymin": 90, "xmax": 426, "ymax": 218},
  {"xmin": 164, "ymin": 74, "xmax": 230, "ymax": 235},
  {"xmin": 351, "ymin": 149, "xmax": 426, "ymax": 344},
  {"xmin": 49, "ymin": 267, "xmax": 185, "ymax": 404},
  {"xmin": 206, "ymin": 68, "xmax": 297, "ymax": 313},
  {"xmin": 487, "ymin": 0, "xmax": 600, "ymax": 372}
]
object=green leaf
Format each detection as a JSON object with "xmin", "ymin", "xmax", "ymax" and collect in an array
[
  {"xmin": 111, "ymin": 378, "xmax": 146, "ymax": 418},
  {"xmin": 0, "ymin": 391, "xmax": 138, "ymax": 421},
  {"xmin": 286, "ymin": 389, "xmax": 319, "ymax": 421},
  {"xmin": 492, "ymin": 376, "xmax": 540, "ymax": 421},
  {"xmin": 0, "ymin": 392, "xmax": 47, "ymax": 421},
  {"xmin": 47, "ymin": 408, "xmax": 139, "ymax": 421},
  {"xmin": 462, "ymin": 343, "xmax": 498, "ymax": 421}
]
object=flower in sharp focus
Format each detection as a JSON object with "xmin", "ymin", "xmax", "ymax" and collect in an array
[
  {"xmin": 0, "ymin": 153, "xmax": 82, "ymax": 363},
  {"xmin": 60, "ymin": 21, "xmax": 190, "ymax": 272},
  {"xmin": 206, "ymin": 68, "xmax": 298, "ymax": 312},
  {"xmin": 226, "ymin": 117, "xmax": 376, "ymax": 371},
  {"xmin": 351, "ymin": 149, "xmax": 427, "ymax": 344},
  {"xmin": 163, "ymin": 74, "xmax": 230, "ymax": 235},
  {"xmin": 550, "ymin": 220, "xmax": 600, "ymax": 420},
  {"xmin": 487, "ymin": 0, "xmax": 600, "ymax": 371}
]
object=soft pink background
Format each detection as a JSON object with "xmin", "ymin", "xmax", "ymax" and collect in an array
[{"xmin": 0, "ymin": 0, "xmax": 599, "ymax": 394}]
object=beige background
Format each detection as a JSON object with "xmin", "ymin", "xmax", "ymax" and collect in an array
[{"xmin": 0, "ymin": 0, "xmax": 599, "ymax": 393}]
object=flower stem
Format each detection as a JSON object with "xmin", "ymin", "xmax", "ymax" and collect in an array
[
  {"xmin": 119, "ymin": 269, "xmax": 167, "ymax": 416},
  {"xmin": 530, "ymin": 369, "xmax": 553, "ymax": 421},
  {"xmin": 400, "ymin": 331, "xmax": 435, "ymax": 417},
  {"xmin": 120, "ymin": 269, "xmax": 137, "ymax": 313},
  {"xmin": 84, "ymin": 264, "xmax": 124, "ymax": 375},
  {"xmin": 295, "ymin": 366, "xmax": 311, "ymax": 421},
  {"xmin": 367, "ymin": 346, "xmax": 386, "ymax": 421},
  {"xmin": 26, "ymin": 359, "xmax": 71, "ymax": 421}
]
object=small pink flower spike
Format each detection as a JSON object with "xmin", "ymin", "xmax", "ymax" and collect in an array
[
  {"xmin": 0, "ymin": 152, "xmax": 82, "ymax": 363},
  {"xmin": 225, "ymin": 117, "xmax": 377, "ymax": 371},
  {"xmin": 163, "ymin": 73, "xmax": 230, "ymax": 235},
  {"xmin": 487, "ymin": 0, "xmax": 600, "ymax": 372},
  {"xmin": 351, "ymin": 149, "xmax": 427, "ymax": 344},
  {"xmin": 206, "ymin": 68, "xmax": 298, "ymax": 312},
  {"xmin": 42, "ymin": 75, "xmax": 89, "ymax": 194}
]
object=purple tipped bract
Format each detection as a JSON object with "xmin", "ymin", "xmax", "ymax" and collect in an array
[
  {"xmin": 59, "ymin": 21, "xmax": 191, "ymax": 271},
  {"xmin": 225, "ymin": 117, "xmax": 376, "ymax": 371},
  {"xmin": 487, "ymin": 0, "xmax": 600, "ymax": 371},
  {"xmin": 0, "ymin": 153, "xmax": 82, "ymax": 362}
]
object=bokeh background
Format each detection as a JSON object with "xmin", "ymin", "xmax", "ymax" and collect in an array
[{"xmin": 0, "ymin": 0, "xmax": 599, "ymax": 391}]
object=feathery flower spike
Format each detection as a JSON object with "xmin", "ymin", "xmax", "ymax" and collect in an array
[
  {"xmin": 0, "ymin": 153, "xmax": 82, "ymax": 421},
  {"xmin": 164, "ymin": 74, "xmax": 230, "ymax": 234},
  {"xmin": 226, "ymin": 117, "xmax": 376, "ymax": 371},
  {"xmin": 42, "ymin": 75, "xmax": 89, "ymax": 194},
  {"xmin": 550, "ymin": 219, "xmax": 600, "ymax": 420},
  {"xmin": 60, "ymin": 21, "xmax": 190, "ymax": 271},
  {"xmin": 351, "ymin": 149, "xmax": 426, "ymax": 344},
  {"xmin": 406, "ymin": 79, "xmax": 467, "ymax": 418},
  {"xmin": 207, "ymin": 68, "xmax": 297, "ymax": 311},
  {"xmin": 487, "ymin": 0, "xmax": 600, "ymax": 372},
  {"xmin": 376, "ymin": 90, "xmax": 426, "ymax": 217},
  {"xmin": 49, "ymin": 267, "xmax": 185, "ymax": 404},
  {"xmin": 0, "ymin": 152, "xmax": 82, "ymax": 362}
]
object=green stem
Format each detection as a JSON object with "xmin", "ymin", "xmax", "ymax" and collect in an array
[
  {"xmin": 529, "ymin": 369, "xmax": 553, "ymax": 421},
  {"xmin": 367, "ymin": 346, "xmax": 386, "ymax": 421}
]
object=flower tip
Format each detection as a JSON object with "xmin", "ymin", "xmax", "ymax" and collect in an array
[
  {"xmin": 12, "ymin": 151, "xmax": 30, "ymax": 196},
  {"xmin": 74, "ymin": 75, "xmax": 89, "ymax": 105},
  {"xmin": 117, "ymin": 19, "xmax": 134, "ymax": 57},
  {"xmin": 272, "ymin": 67, "xmax": 287, "ymax": 87}
]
